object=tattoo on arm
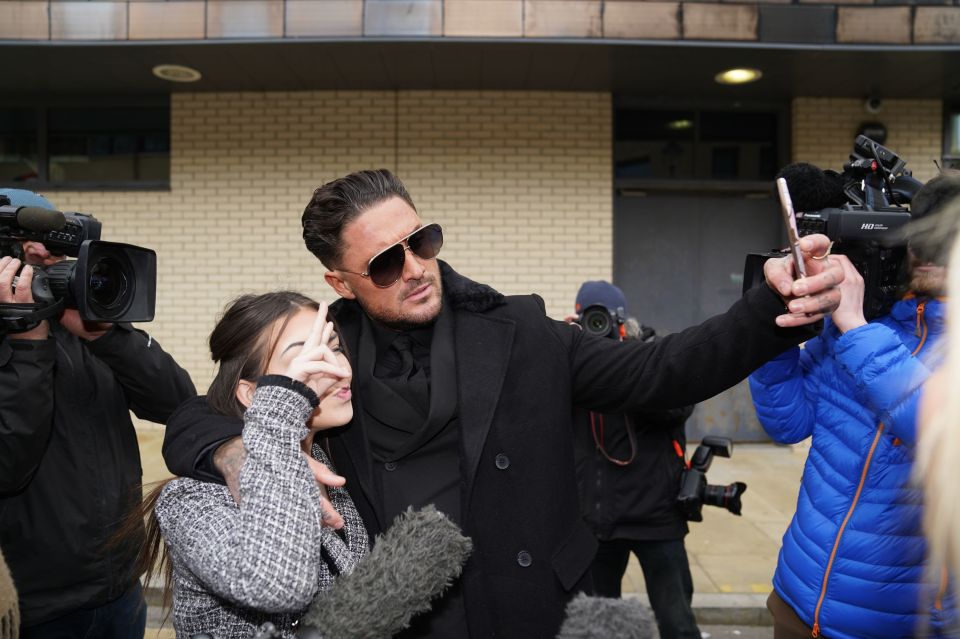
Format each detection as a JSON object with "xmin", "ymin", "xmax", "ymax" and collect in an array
[{"xmin": 213, "ymin": 437, "xmax": 247, "ymax": 504}]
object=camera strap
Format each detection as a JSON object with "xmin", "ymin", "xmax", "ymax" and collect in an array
[
  {"xmin": 589, "ymin": 412, "xmax": 637, "ymax": 466},
  {"xmin": 0, "ymin": 300, "xmax": 64, "ymax": 335}
]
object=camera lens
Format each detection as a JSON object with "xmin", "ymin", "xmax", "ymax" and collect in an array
[
  {"xmin": 88, "ymin": 257, "xmax": 128, "ymax": 309},
  {"xmin": 582, "ymin": 308, "xmax": 612, "ymax": 337}
]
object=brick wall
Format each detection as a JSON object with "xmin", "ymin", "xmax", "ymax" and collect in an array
[
  {"xmin": 48, "ymin": 90, "xmax": 612, "ymax": 394},
  {"xmin": 792, "ymin": 97, "xmax": 942, "ymax": 183}
]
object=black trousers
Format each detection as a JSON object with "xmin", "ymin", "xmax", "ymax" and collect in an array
[
  {"xmin": 591, "ymin": 537, "xmax": 701, "ymax": 639},
  {"xmin": 21, "ymin": 583, "xmax": 146, "ymax": 639}
]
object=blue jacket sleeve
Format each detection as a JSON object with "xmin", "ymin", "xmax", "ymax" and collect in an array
[
  {"xmin": 833, "ymin": 322, "xmax": 929, "ymax": 446},
  {"xmin": 749, "ymin": 335, "xmax": 826, "ymax": 444}
]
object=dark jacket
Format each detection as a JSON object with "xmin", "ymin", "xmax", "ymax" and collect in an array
[
  {"xmin": 163, "ymin": 261, "xmax": 812, "ymax": 638},
  {"xmin": 0, "ymin": 321, "xmax": 195, "ymax": 626},
  {"xmin": 572, "ymin": 333, "xmax": 695, "ymax": 541}
]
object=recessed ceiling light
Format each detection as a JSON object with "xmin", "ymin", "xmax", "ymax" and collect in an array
[
  {"xmin": 152, "ymin": 64, "xmax": 202, "ymax": 83},
  {"xmin": 714, "ymin": 68, "xmax": 762, "ymax": 85},
  {"xmin": 668, "ymin": 119, "xmax": 694, "ymax": 130}
]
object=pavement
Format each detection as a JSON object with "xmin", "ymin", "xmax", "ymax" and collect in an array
[{"xmin": 137, "ymin": 428, "xmax": 809, "ymax": 634}]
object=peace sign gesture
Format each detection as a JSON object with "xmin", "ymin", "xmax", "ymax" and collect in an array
[{"xmin": 284, "ymin": 303, "xmax": 350, "ymax": 398}]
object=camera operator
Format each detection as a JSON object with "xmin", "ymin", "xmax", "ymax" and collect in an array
[
  {"xmin": 0, "ymin": 189, "xmax": 196, "ymax": 638},
  {"xmin": 568, "ymin": 281, "xmax": 700, "ymax": 639},
  {"xmin": 749, "ymin": 173, "xmax": 960, "ymax": 639}
]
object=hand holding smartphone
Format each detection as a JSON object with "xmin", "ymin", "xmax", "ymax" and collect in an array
[{"xmin": 776, "ymin": 177, "xmax": 807, "ymax": 280}]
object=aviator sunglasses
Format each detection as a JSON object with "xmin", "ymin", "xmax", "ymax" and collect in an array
[{"xmin": 340, "ymin": 223, "xmax": 444, "ymax": 288}]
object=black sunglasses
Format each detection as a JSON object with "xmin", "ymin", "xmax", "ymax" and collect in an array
[{"xmin": 339, "ymin": 223, "xmax": 444, "ymax": 288}]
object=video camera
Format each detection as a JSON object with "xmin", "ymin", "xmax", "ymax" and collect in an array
[
  {"xmin": 743, "ymin": 136, "xmax": 924, "ymax": 318},
  {"xmin": 676, "ymin": 436, "xmax": 747, "ymax": 522},
  {"xmin": 575, "ymin": 304, "xmax": 626, "ymax": 339},
  {"xmin": 0, "ymin": 194, "xmax": 157, "ymax": 335}
]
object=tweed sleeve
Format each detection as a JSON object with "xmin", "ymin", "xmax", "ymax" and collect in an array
[{"xmin": 156, "ymin": 383, "xmax": 328, "ymax": 613}]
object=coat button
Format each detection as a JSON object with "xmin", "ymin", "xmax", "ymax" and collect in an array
[
  {"xmin": 384, "ymin": 461, "xmax": 398, "ymax": 471},
  {"xmin": 495, "ymin": 453, "xmax": 510, "ymax": 470},
  {"xmin": 517, "ymin": 551, "xmax": 532, "ymax": 567}
]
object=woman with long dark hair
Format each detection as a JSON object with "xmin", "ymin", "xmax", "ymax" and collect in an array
[{"xmin": 136, "ymin": 291, "xmax": 367, "ymax": 638}]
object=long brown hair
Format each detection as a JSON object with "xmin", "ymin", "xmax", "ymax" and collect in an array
[{"xmin": 124, "ymin": 291, "xmax": 323, "ymax": 620}]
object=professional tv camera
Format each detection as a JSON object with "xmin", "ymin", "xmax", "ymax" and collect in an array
[
  {"xmin": 0, "ymin": 193, "xmax": 156, "ymax": 335},
  {"xmin": 676, "ymin": 436, "xmax": 747, "ymax": 522},
  {"xmin": 743, "ymin": 135, "xmax": 924, "ymax": 318}
]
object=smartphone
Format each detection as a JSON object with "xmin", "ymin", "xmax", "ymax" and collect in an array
[{"xmin": 776, "ymin": 177, "xmax": 806, "ymax": 280}]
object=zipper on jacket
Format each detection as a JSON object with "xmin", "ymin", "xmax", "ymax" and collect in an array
[
  {"xmin": 811, "ymin": 423, "xmax": 886, "ymax": 637},
  {"xmin": 935, "ymin": 566, "xmax": 948, "ymax": 611},
  {"xmin": 811, "ymin": 304, "xmax": 930, "ymax": 637}
]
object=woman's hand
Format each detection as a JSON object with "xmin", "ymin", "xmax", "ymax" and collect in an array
[
  {"xmin": 284, "ymin": 302, "xmax": 350, "ymax": 396},
  {"xmin": 827, "ymin": 254, "xmax": 867, "ymax": 334}
]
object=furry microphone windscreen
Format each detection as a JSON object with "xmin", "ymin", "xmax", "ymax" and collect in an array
[
  {"xmin": 776, "ymin": 163, "xmax": 848, "ymax": 212},
  {"xmin": 298, "ymin": 505, "xmax": 472, "ymax": 639},
  {"xmin": 556, "ymin": 594, "xmax": 656, "ymax": 639}
]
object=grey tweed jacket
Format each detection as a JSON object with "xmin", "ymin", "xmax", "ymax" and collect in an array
[{"xmin": 155, "ymin": 382, "xmax": 369, "ymax": 639}]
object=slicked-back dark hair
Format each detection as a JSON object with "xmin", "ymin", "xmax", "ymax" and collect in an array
[{"xmin": 302, "ymin": 169, "xmax": 417, "ymax": 269}]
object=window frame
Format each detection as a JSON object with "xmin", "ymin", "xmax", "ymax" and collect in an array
[
  {"xmin": 943, "ymin": 106, "xmax": 960, "ymax": 171},
  {"xmin": 0, "ymin": 95, "xmax": 171, "ymax": 192},
  {"xmin": 612, "ymin": 97, "xmax": 791, "ymax": 194}
]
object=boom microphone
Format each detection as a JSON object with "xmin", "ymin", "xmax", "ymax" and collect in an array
[
  {"xmin": 298, "ymin": 505, "xmax": 472, "ymax": 639},
  {"xmin": 556, "ymin": 594, "xmax": 656, "ymax": 639},
  {"xmin": 776, "ymin": 163, "xmax": 848, "ymax": 212}
]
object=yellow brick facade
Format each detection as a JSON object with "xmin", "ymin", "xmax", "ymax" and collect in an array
[
  {"xmin": 792, "ymin": 97, "xmax": 943, "ymax": 184},
  {"xmin": 48, "ymin": 90, "xmax": 613, "ymax": 395}
]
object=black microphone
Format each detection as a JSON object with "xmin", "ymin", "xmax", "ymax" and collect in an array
[
  {"xmin": 556, "ymin": 594, "xmax": 657, "ymax": 639},
  {"xmin": 298, "ymin": 505, "xmax": 472, "ymax": 639},
  {"xmin": 16, "ymin": 207, "xmax": 65, "ymax": 232},
  {"xmin": 776, "ymin": 163, "xmax": 848, "ymax": 212},
  {"xmin": 0, "ymin": 205, "xmax": 66, "ymax": 233}
]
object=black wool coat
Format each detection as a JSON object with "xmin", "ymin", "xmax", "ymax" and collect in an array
[{"xmin": 163, "ymin": 261, "xmax": 812, "ymax": 638}]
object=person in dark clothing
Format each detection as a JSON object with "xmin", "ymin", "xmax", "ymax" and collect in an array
[
  {"xmin": 0, "ymin": 189, "xmax": 196, "ymax": 638},
  {"xmin": 568, "ymin": 280, "xmax": 700, "ymax": 639},
  {"xmin": 162, "ymin": 169, "xmax": 844, "ymax": 638}
]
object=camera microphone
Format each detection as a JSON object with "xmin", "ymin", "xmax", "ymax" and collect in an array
[
  {"xmin": 776, "ymin": 163, "xmax": 848, "ymax": 212},
  {"xmin": 0, "ymin": 206, "xmax": 66, "ymax": 233},
  {"xmin": 15, "ymin": 207, "xmax": 66, "ymax": 233},
  {"xmin": 298, "ymin": 505, "xmax": 472, "ymax": 639}
]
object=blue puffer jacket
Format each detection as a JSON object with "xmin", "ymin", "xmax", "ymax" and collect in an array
[{"xmin": 750, "ymin": 296, "xmax": 954, "ymax": 639}]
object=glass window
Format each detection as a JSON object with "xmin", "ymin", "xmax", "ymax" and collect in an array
[
  {"xmin": 47, "ymin": 108, "xmax": 169, "ymax": 184},
  {"xmin": 945, "ymin": 110, "xmax": 960, "ymax": 169},
  {"xmin": 0, "ymin": 102, "xmax": 169, "ymax": 188},
  {"xmin": 0, "ymin": 109, "xmax": 39, "ymax": 184},
  {"xmin": 614, "ymin": 108, "xmax": 779, "ymax": 182}
]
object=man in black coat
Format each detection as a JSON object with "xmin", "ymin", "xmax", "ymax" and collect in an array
[
  {"xmin": 568, "ymin": 280, "xmax": 699, "ymax": 639},
  {"xmin": 0, "ymin": 190, "xmax": 197, "ymax": 638},
  {"xmin": 163, "ymin": 169, "xmax": 843, "ymax": 638}
]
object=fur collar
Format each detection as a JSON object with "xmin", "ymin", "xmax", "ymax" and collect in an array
[{"xmin": 439, "ymin": 261, "xmax": 506, "ymax": 313}]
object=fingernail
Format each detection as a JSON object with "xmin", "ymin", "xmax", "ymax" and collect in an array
[
  {"xmin": 776, "ymin": 316, "xmax": 787, "ymax": 327},
  {"xmin": 794, "ymin": 283, "xmax": 808, "ymax": 296},
  {"xmin": 788, "ymin": 301, "xmax": 803, "ymax": 313}
]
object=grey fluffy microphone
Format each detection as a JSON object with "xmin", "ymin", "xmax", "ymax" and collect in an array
[
  {"xmin": 556, "ymin": 593, "xmax": 657, "ymax": 639},
  {"xmin": 297, "ymin": 505, "xmax": 472, "ymax": 639}
]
